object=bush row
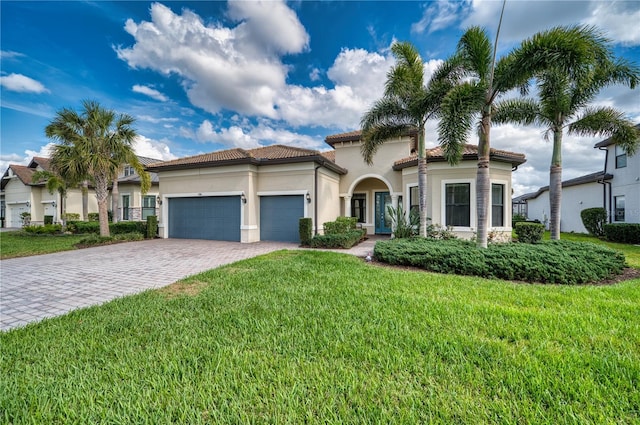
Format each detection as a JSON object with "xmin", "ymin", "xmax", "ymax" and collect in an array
[
  {"xmin": 75, "ymin": 232, "xmax": 145, "ymax": 247},
  {"xmin": 309, "ymin": 230, "xmax": 366, "ymax": 249},
  {"xmin": 604, "ymin": 223, "xmax": 640, "ymax": 244},
  {"xmin": 23, "ymin": 224, "xmax": 63, "ymax": 235},
  {"xmin": 67, "ymin": 220, "xmax": 148, "ymax": 235},
  {"xmin": 374, "ymin": 239, "xmax": 626, "ymax": 285}
]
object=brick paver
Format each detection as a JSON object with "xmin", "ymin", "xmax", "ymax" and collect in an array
[{"xmin": 0, "ymin": 239, "xmax": 296, "ymax": 331}]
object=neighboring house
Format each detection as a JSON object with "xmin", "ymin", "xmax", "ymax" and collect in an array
[
  {"xmin": 0, "ymin": 157, "xmax": 98, "ymax": 227},
  {"xmin": 594, "ymin": 124, "xmax": 640, "ymax": 225},
  {"xmin": 147, "ymin": 132, "xmax": 526, "ymax": 243},
  {"xmin": 0, "ymin": 155, "xmax": 159, "ymax": 228},
  {"xmin": 516, "ymin": 171, "xmax": 613, "ymax": 233},
  {"xmin": 114, "ymin": 156, "xmax": 160, "ymax": 222}
]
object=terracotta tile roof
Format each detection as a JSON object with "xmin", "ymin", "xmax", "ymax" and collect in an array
[
  {"xmin": 325, "ymin": 129, "xmax": 418, "ymax": 147},
  {"xmin": 147, "ymin": 144, "xmax": 347, "ymax": 174},
  {"xmin": 320, "ymin": 150, "xmax": 335, "ymax": 162},
  {"xmin": 393, "ymin": 144, "xmax": 526, "ymax": 169}
]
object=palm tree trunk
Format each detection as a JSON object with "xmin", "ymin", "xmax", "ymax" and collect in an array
[
  {"xmin": 95, "ymin": 175, "xmax": 110, "ymax": 237},
  {"xmin": 476, "ymin": 108, "xmax": 492, "ymax": 249},
  {"xmin": 549, "ymin": 128, "xmax": 563, "ymax": 240},
  {"xmin": 417, "ymin": 127, "xmax": 428, "ymax": 237},
  {"xmin": 112, "ymin": 178, "xmax": 119, "ymax": 223},
  {"xmin": 82, "ymin": 180, "xmax": 89, "ymax": 221}
]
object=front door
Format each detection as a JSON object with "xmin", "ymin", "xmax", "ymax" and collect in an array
[
  {"xmin": 122, "ymin": 195, "xmax": 130, "ymax": 221},
  {"xmin": 375, "ymin": 192, "xmax": 392, "ymax": 234}
]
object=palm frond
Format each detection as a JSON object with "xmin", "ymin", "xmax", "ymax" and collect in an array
[
  {"xmin": 492, "ymin": 98, "xmax": 547, "ymax": 127},
  {"xmin": 457, "ymin": 26, "xmax": 492, "ymax": 82},
  {"xmin": 568, "ymin": 107, "xmax": 639, "ymax": 155},
  {"xmin": 361, "ymin": 124, "xmax": 414, "ymax": 165}
]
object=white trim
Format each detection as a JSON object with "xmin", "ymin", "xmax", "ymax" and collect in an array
[
  {"xmin": 40, "ymin": 200, "xmax": 56, "ymax": 204},
  {"xmin": 344, "ymin": 173, "xmax": 397, "ymax": 197},
  {"xmin": 7, "ymin": 201, "xmax": 29, "ymax": 205},
  {"xmin": 241, "ymin": 225, "xmax": 258, "ymax": 230},
  {"xmin": 490, "ymin": 179, "xmax": 509, "ymax": 230},
  {"xmin": 441, "ymin": 179, "xmax": 476, "ymax": 231},
  {"xmin": 257, "ymin": 190, "xmax": 308, "ymax": 196}
]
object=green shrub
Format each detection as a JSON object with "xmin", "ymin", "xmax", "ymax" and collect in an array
[
  {"xmin": 388, "ymin": 205, "xmax": 418, "ymax": 239},
  {"xmin": 512, "ymin": 213, "xmax": 527, "ymax": 227},
  {"xmin": 61, "ymin": 212, "xmax": 80, "ymax": 222},
  {"xmin": 603, "ymin": 223, "xmax": 640, "ymax": 244},
  {"xmin": 581, "ymin": 207, "xmax": 607, "ymax": 237},
  {"xmin": 75, "ymin": 234, "xmax": 113, "ymax": 246},
  {"xmin": 374, "ymin": 239, "xmax": 625, "ymax": 284},
  {"xmin": 146, "ymin": 216, "xmax": 158, "ymax": 239},
  {"xmin": 74, "ymin": 221, "xmax": 100, "ymax": 234},
  {"xmin": 515, "ymin": 222, "xmax": 544, "ymax": 243},
  {"xmin": 309, "ymin": 230, "xmax": 365, "ymax": 249},
  {"xmin": 110, "ymin": 221, "xmax": 146, "ymax": 235},
  {"xmin": 23, "ymin": 224, "xmax": 63, "ymax": 235},
  {"xmin": 44, "ymin": 215, "xmax": 54, "ymax": 225},
  {"xmin": 426, "ymin": 223, "xmax": 457, "ymax": 240},
  {"xmin": 113, "ymin": 232, "xmax": 145, "ymax": 241},
  {"xmin": 299, "ymin": 217, "xmax": 313, "ymax": 246},
  {"xmin": 88, "ymin": 212, "xmax": 99, "ymax": 221},
  {"xmin": 324, "ymin": 217, "xmax": 357, "ymax": 235}
]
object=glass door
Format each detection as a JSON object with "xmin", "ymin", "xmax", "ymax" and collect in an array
[
  {"xmin": 375, "ymin": 192, "xmax": 392, "ymax": 234},
  {"xmin": 122, "ymin": 195, "xmax": 130, "ymax": 221}
]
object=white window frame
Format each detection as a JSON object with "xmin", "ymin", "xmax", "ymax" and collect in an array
[
  {"xmin": 441, "ymin": 179, "xmax": 475, "ymax": 231},
  {"xmin": 490, "ymin": 179, "xmax": 509, "ymax": 230}
]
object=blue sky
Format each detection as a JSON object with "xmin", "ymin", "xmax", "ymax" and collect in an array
[{"xmin": 1, "ymin": 0, "xmax": 639, "ymax": 195}]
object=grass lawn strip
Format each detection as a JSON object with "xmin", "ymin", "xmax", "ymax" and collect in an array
[
  {"xmin": 0, "ymin": 231, "xmax": 85, "ymax": 259},
  {"xmin": 2, "ymin": 250, "xmax": 639, "ymax": 423}
]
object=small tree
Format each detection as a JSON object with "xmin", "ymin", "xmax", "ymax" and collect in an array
[{"xmin": 581, "ymin": 207, "xmax": 607, "ymax": 237}]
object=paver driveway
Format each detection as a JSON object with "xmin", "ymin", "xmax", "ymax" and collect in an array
[{"xmin": 0, "ymin": 239, "xmax": 297, "ymax": 331}]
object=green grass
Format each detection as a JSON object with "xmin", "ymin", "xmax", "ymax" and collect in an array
[
  {"xmin": 0, "ymin": 231, "xmax": 85, "ymax": 259},
  {"xmin": 2, "ymin": 250, "xmax": 639, "ymax": 424},
  {"xmin": 546, "ymin": 232, "xmax": 640, "ymax": 269}
]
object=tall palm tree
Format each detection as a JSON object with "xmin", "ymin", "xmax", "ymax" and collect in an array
[
  {"xmin": 360, "ymin": 42, "xmax": 460, "ymax": 237},
  {"xmin": 438, "ymin": 25, "xmax": 620, "ymax": 247},
  {"xmin": 45, "ymin": 100, "xmax": 150, "ymax": 236},
  {"xmin": 495, "ymin": 43, "xmax": 639, "ymax": 239}
]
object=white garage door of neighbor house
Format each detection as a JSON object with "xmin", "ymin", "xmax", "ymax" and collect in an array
[
  {"xmin": 9, "ymin": 204, "xmax": 28, "ymax": 228},
  {"xmin": 168, "ymin": 196, "xmax": 241, "ymax": 241},
  {"xmin": 260, "ymin": 195, "xmax": 304, "ymax": 243}
]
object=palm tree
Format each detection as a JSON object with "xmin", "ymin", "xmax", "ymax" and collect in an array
[
  {"xmin": 360, "ymin": 42, "xmax": 460, "ymax": 237},
  {"xmin": 438, "ymin": 24, "xmax": 621, "ymax": 248},
  {"xmin": 494, "ymin": 42, "xmax": 639, "ymax": 239},
  {"xmin": 45, "ymin": 100, "xmax": 150, "ymax": 236}
]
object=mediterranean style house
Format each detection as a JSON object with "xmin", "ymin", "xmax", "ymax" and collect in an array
[
  {"xmin": 0, "ymin": 156, "xmax": 159, "ymax": 227},
  {"xmin": 513, "ymin": 124, "xmax": 639, "ymax": 233},
  {"xmin": 147, "ymin": 131, "xmax": 526, "ymax": 243}
]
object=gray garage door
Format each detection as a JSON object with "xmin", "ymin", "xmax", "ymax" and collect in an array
[
  {"xmin": 168, "ymin": 196, "xmax": 240, "ymax": 241},
  {"xmin": 260, "ymin": 195, "xmax": 304, "ymax": 242}
]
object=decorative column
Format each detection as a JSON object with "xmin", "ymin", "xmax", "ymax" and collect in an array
[
  {"xmin": 344, "ymin": 195, "xmax": 352, "ymax": 217},
  {"xmin": 391, "ymin": 194, "xmax": 399, "ymax": 234}
]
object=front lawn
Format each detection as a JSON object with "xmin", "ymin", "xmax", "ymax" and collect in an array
[
  {"xmin": 2, "ymin": 251, "xmax": 639, "ymax": 423},
  {"xmin": 549, "ymin": 232, "xmax": 640, "ymax": 269},
  {"xmin": 0, "ymin": 231, "xmax": 85, "ymax": 259}
]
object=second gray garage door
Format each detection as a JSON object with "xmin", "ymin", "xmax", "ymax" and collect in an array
[
  {"xmin": 260, "ymin": 195, "xmax": 304, "ymax": 242},
  {"xmin": 168, "ymin": 196, "xmax": 240, "ymax": 241}
]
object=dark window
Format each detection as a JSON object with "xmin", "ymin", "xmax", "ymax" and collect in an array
[
  {"xmin": 445, "ymin": 183, "xmax": 470, "ymax": 227},
  {"xmin": 615, "ymin": 145, "xmax": 627, "ymax": 168},
  {"xmin": 614, "ymin": 196, "xmax": 625, "ymax": 222},
  {"xmin": 142, "ymin": 196, "xmax": 156, "ymax": 220},
  {"xmin": 351, "ymin": 194, "xmax": 366, "ymax": 223},
  {"xmin": 124, "ymin": 166, "xmax": 135, "ymax": 176},
  {"xmin": 410, "ymin": 186, "xmax": 419, "ymax": 215},
  {"xmin": 491, "ymin": 184, "xmax": 504, "ymax": 227}
]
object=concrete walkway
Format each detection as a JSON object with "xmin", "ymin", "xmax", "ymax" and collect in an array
[{"xmin": 0, "ymin": 237, "xmax": 384, "ymax": 331}]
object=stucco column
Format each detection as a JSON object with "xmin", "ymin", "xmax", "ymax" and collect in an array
[{"xmin": 344, "ymin": 195, "xmax": 352, "ymax": 217}]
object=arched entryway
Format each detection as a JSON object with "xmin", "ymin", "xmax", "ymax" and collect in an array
[{"xmin": 343, "ymin": 175, "xmax": 400, "ymax": 235}]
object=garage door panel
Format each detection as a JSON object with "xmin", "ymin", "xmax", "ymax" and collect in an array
[
  {"xmin": 169, "ymin": 196, "xmax": 240, "ymax": 241},
  {"xmin": 260, "ymin": 195, "xmax": 304, "ymax": 242}
]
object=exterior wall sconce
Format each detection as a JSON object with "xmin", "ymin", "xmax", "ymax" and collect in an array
[
  {"xmin": 241, "ymin": 193, "xmax": 247, "ymax": 204},
  {"xmin": 156, "ymin": 196, "xmax": 163, "ymax": 205},
  {"xmin": 26, "ymin": 202, "xmax": 30, "ymax": 207},
  {"xmin": 52, "ymin": 201, "xmax": 56, "ymax": 207},
  {"xmin": 306, "ymin": 193, "xmax": 311, "ymax": 203}
]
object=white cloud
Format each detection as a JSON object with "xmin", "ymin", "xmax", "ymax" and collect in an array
[
  {"xmin": 0, "ymin": 50, "xmax": 24, "ymax": 59},
  {"xmin": 194, "ymin": 119, "xmax": 324, "ymax": 151},
  {"xmin": 309, "ymin": 67, "xmax": 322, "ymax": 82},
  {"xmin": 0, "ymin": 73, "xmax": 49, "ymax": 93},
  {"xmin": 133, "ymin": 135, "xmax": 177, "ymax": 161},
  {"xmin": 116, "ymin": 1, "xmax": 308, "ymax": 118},
  {"xmin": 412, "ymin": 1, "xmax": 470, "ymax": 34},
  {"xmin": 137, "ymin": 114, "xmax": 179, "ymax": 124},
  {"xmin": 132, "ymin": 84, "xmax": 168, "ymax": 102}
]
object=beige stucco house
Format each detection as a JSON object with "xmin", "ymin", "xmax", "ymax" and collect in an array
[
  {"xmin": 147, "ymin": 132, "xmax": 526, "ymax": 243},
  {"xmin": 1, "ymin": 156, "xmax": 159, "ymax": 228}
]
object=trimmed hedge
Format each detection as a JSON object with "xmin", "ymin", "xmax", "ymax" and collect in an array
[
  {"xmin": 581, "ymin": 207, "xmax": 607, "ymax": 237},
  {"xmin": 374, "ymin": 239, "xmax": 626, "ymax": 284},
  {"xmin": 604, "ymin": 223, "xmax": 640, "ymax": 244},
  {"xmin": 23, "ymin": 224, "xmax": 63, "ymax": 235},
  {"xmin": 324, "ymin": 216, "xmax": 357, "ymax": 235},
  {"xmin": 309, "ymin": 230, "xmax": 365, "ymax": 249},
  {"xmin": 514, "ymin": 222, "xmax": 544, "ymax": 243},
  {"xmin": 299, "ymin": 218, "xmax": 312, "ymax": 246},
  {"xmin": 146, "ymin": 216, "xmax": 158, "ymax": 239},
  {"xmin": 66, "ymin": 221, "xmax": 147, "ymax": 236}
]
